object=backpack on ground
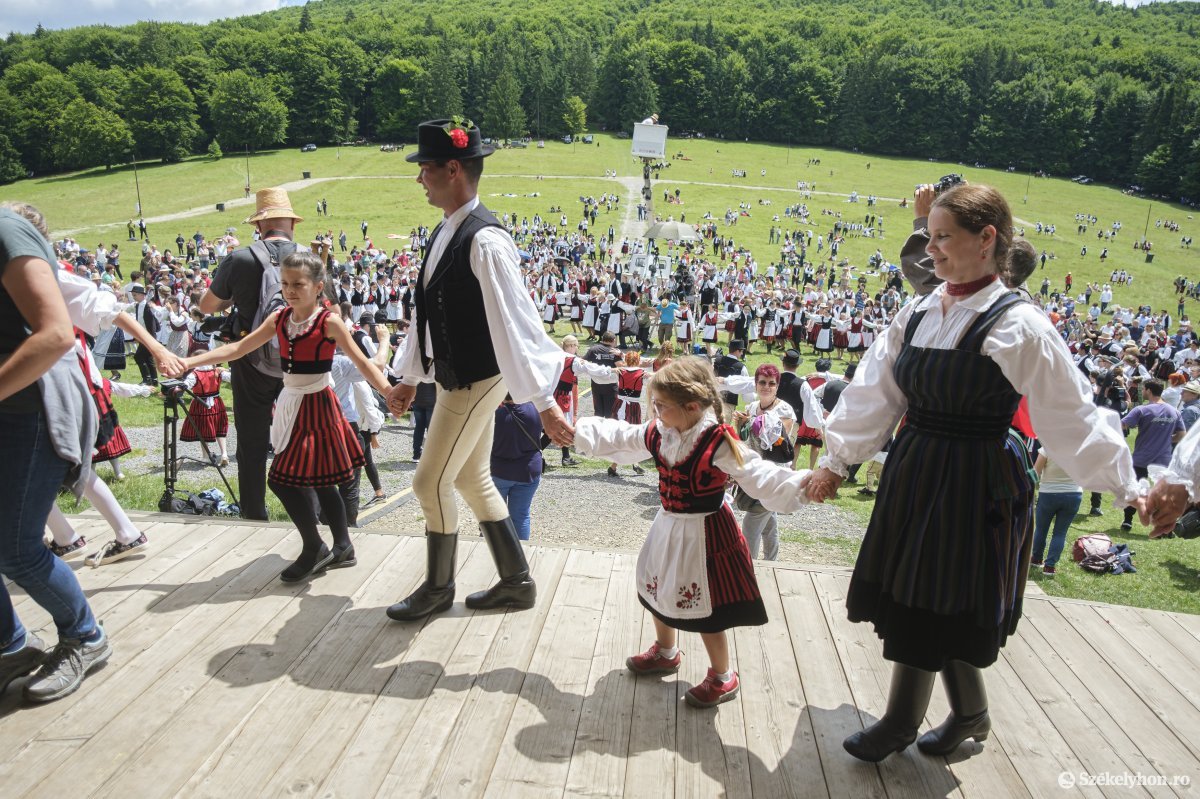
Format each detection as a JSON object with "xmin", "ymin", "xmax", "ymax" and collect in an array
[
  {"xmin": 242, "ymin": 239, "xmax": 302, "ymax": 378},
  {"xmin": 1072, "ymin": 533, "xmax": 1112, "ymax": 564}
]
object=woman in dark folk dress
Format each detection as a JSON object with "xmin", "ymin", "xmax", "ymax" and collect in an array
[{"xmin": 806, "ymin": 185, "xmax": 1143, "ymax": 762}]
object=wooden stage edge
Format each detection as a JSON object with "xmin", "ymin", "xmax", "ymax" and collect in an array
[{"xmin": 2, "ymin": 512, "xmax": 1198, "ymax": 799}]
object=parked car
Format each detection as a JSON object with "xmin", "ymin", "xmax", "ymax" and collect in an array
[
  {"xmin": 300, "ymin": 143, "xmax": 317, "ymax": 152},
  {"xmin": 583, "ymin": 134, "xmax": 594, "ymax": 144},
  {"xmin": 561, "ymin": 135, "xmax": 573, "ymax": 144}
]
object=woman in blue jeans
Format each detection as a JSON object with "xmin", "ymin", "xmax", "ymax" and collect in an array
[
  {"xmin": 1031, "ymin": 451, "xmax": 1083, "ymax": 576},
  {"xmin": 0, "ymin": 203, "xmax": 109, "ymax": 703},
  {"xmin": 491, "ymin": 396, "xmax": 545, "ymax": 540}
]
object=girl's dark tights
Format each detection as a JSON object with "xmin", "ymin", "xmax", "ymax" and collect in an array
[{"xmin": 269, "ymin": 481, "xmax": 351, "ymax": 552}]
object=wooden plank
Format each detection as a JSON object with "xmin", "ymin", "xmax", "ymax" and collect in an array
[
  {"xmin": 1051, "ymin": 602, "xmax": 1200, "ymax": 764},
  {"xmin": 316, "ymin": 538, "xmax": 507, "ymax": 798},
  {"xmin": 811, "ymin": 572, "xmax": 963, "ymax": 799},
  {"xmin": 622, "ymin": 611, "xmax": 677, "ymax": 799},
  {"xmin": 386, "ymin": 544, "xmax": 570, "ymax": 799},
  {"xmin": 90, "ymin": 532, "xmax": 397, "ymax": 798},
  {"xmin": 774, "ymin": 567, "xmax": 887, "ymax": 799},
  {"xmin": 1140, "ymin": 609, "xmax": 1200, "ymax": 675},
  {"xmin": 0, "ymin": 524, "xmax": 269, "ymax": 749},
  {"xmin": 1022, "ymin": 599, "xmax": 1200, "ymax": 793},
  {"xmin": 998, "ymin": 604, "xmax": 1149, "ymax": 799},
  {"xmin": 673, "ymin": 614, "xmax": 752, "ymax": 798},
  {"xmin": 1094, "ymin": 604, "xmax": 1200, "ymax": 715},
  {"xmin": 244, "ymin": 535, "xmax": 430, "ymax": 798},
  {"xmin": 177, "ymin": 534, "xmax": 411, "ymax": 797},
  {"xmin": 0, "ymin": 523, "xmax": 294, "ymax": 797},
  {"xmin": 734, "ymin": 568, "xmax": 826, "ymax": 799},
  {"xmin": 483, "ymin": 549, "xmax": 614, "ymax": 799},
  {"xmin": 564, "ymin": 552, "xmax": 640, "ymax": 798}
]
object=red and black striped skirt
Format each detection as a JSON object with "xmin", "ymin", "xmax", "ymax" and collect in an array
[
  {"xmin": 269, "ymin": 387, "xmax": 365, "ymax": 488},
  {"xmin": 181, "ymin": 397, "xmax": 229, "ymax": 442},
  {"xmin": 94, "ymin": 425, "xmax": 131, "ymax": 463}
]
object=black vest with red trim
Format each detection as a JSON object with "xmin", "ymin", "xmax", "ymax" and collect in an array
[
  {"xmin": 554, "ymin": 355, "xmax": 577, "ymax": 412},
  {"xmin": 276, "ymin": 307, "xmax": 336, "ymax": 375},
  {"xmin": 617, "ymin": 368, "xmax": 644, "ymax": 398},
  {"xmin": 644, "ymin": 420, "xmax": 733, "ymax": 514},
  {"xmin": 413, "ymin": 203, "xmax": 503, "ymax": 390}
]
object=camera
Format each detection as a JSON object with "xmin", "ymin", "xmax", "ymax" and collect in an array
[
  {"xmin": 160, "ymin": 379, "xmax": 188, "ymax": 406},
  {"xmin": 917, "ymin": 174, "xmax": 965, "ymax": 194}
]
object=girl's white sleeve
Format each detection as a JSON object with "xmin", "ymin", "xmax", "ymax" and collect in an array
[
  {"xmin": 574, "ymin": 418, "xmax": 651, "ymax": 465},
  {"xmin": 110, "ymin": 380, "xmax": 151, "ymax": 398},
  {"xmin": 714, "ymin": 440, "xmax": 811, "ymax": 513}
]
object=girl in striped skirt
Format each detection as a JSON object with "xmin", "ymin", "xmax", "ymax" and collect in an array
[
  {"xmin": 178, "ymin": 251, "xmax": 395, "ymax": 583},
  {"xmin": 575, "ymin": 357, "xmax": 813, "ymax": 708}
]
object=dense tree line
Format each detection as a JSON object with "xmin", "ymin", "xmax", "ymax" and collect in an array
[{"xmin": 0, "ymin": 0, "xmax": 1198, "ymax": 199}]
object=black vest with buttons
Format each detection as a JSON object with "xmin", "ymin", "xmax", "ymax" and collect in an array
[{"xmin": 414, "ymin": 204, "xmax": 503, "ymax": 390}]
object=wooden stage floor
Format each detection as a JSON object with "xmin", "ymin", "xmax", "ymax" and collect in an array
[{"xmin": 3, "ymin": 515, "xmax": 1199, "ymax": 798}]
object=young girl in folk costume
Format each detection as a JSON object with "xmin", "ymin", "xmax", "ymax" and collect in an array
[
  {"xmin": 542, "ymin": 288, "xmax": 559, "ymax": 333},
  {"xmin": 552, "ymin": 335, "xmax": 615, "ymax": 467},
  {"xmin": 846, "ymin": 311, "xmax": 866, "ymax": 363},
  {"xmin": 607, "ymin": 349, "xmax": 648, "ymax": 478},
  {"xmin": 581, "ymin": 288, "xmax": 600, "ymax": 340},
  {"xmin": 575, "ymin": 357, "xmax": 813, "ymax": 708},
  {"xmin": 832, "ymin": 311, "xmax": 850, "ymax": 361},
  {"xmin": 568, "ymin": 288, "xmax": 585, "ymax": 335},
  {"xmin": 177, "ymin": 251, "xmax": 394, "ymax": 582},
  {"xmin": 674, "ymin": 303, "xmax": 694, "ymax": 350},
  {"xmin": 700, "ymin": 304, "xmax": 722, "ymax": 356},
  {"xmin": 180, "ymin": 364, "xmax": 231, "ymax": 466}
]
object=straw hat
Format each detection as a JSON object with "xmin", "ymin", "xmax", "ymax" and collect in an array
[
  {"xmin": 1185, "ymin": 381, "xmax": 1200, "ymax": 396},
  {"xmin": 244, "ymin": 187, "xmax": 303, "ymax": 225}
]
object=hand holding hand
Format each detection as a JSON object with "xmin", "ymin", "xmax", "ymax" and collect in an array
[
  {"xmin": 805, "ymin": 467, "xmax": 843, "ymax": 503},
  {"xmin": 160, "ymin": 354, "xmax": 189, "ymax": 379},
  {"xmin": 387, "ymin": 383, "xmax": 416, "ymax": 418},
  {"xmin": 539, "ymin": 404, "xmax": 575, "ymax": 448},
  {"xmin": 1144, "ymin": 478, "xmax": 1190, "ymax": 538}
]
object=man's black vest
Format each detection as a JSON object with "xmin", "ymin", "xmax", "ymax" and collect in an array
[
  {"xmin": 713, "ymin": 353, "xmax": 744, "ymax": 405},
  {"xmin": 777, "ymin": 371, "xmax": 804, "ymax": 413},
  {"xmin": 413, "ymin": 204, "xmax": 503, "ymax": 390},
  {"xmin": 821, "ymin": 377, "xmax": 848, "ymax": 413}
]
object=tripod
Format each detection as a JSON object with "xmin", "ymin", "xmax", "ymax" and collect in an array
[{"xmin": 160, "ymin": 381, "xmax": 240, "ymax": 511}]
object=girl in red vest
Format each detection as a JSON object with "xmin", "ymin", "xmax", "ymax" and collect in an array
[
  {"xmin": 607, "ymin": 349, "xmax": 648, "ymax": 477},
  {"xmin": 180, "ymin": 364, "xmax": 231, "ymax": 466},
  {"xmin": 575, "ymin": 357, "xmax": 813, "ymax": 708},
  {"xmin": 178, "ymin": 251, "xmax": 394, "ymax": 583}
]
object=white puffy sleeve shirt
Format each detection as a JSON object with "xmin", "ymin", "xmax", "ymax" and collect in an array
[{"xmin": 818, "ymin": 280, "xmax": 1140, "ymax": 506}]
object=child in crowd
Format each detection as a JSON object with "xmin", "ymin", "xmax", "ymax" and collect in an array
[
  {"xmin": 574, "ymin": 357, "xmax": 812, "ymax": 707},
  {"xmin": 179, "ymin": 363, "xmax": 230, "ymax": 466},
  {"xmin": 176, "ymin": 251, "xmax": 394, "ymax": 582}
]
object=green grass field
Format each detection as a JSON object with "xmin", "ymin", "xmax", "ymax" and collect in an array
[{"xmin": 23, "ymin": 133, "xmax": 1200, "ymax": 614}]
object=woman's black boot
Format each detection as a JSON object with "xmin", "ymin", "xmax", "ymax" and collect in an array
[
  {"xmin": 466, "ymin": 518, "xmax": 536, "ymax": 610},
  {"xmin": 843, "ymin": 663, "xmax": 935, "ymax": 762},
  {"xmin": 918, "ymin": 660, "xmax": 991, "ymax": 755}
]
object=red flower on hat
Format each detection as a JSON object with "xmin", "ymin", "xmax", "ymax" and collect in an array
[{"xmin": 448, "ymin": 128, "xmax": 469, "ymax": 149}]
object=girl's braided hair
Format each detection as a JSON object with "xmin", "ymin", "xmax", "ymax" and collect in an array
[{"xmin": 649, "ymin": 356, "xmax": 744, "ymax": 466}]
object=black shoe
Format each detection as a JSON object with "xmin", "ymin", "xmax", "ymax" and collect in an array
[
  {"xmin": 466, "ymin": 519, "xmax": 536, "ymax": 611},
  {"xmin": 917, "ymin": 711, "xmax": 991, "ymax": 755},
  {"xmin": 607, "ymin": 465, "xmax": 618, "ymax": 477},
  {"xmin": 561, "ymin": 457, "xmax": 581, "ymax": 467},
  {"xmin": 632, "ymin": 464, "xmax": 645, "ymax": 475},
  {"xmin": 843, "ymin": 718, "xmax": 919, "ymax": 763},
  {"xmin": 387, "ymin": 532, "xmax": 457, "ymax": 621},
  {"xmin": 280, "ymin": 546, "xmax": 334, "ymax": 583},
  {"xmin": 360, "ymin": 494, "xmax": 383, "ymax": 510},
  {"xmin": 328, "ymin": 544, "xmax": 357, "ymax": 569},
  {"xmin": 1089, "ymin": 508, "xmax": 1103, "ymax": 517},
  {"xmin": 917, "ymin": 660, "xmax": 991, "ymax": 755}
]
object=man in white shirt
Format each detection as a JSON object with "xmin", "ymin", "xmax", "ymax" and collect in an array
[{"xmin": 386, "ymin": 119, "xmax": 572, "ymax": 622}]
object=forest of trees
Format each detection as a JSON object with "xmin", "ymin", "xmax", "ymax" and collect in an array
[{"xmin": 1, "ymin": 0, "xmax": 1198, "ymax": 200}]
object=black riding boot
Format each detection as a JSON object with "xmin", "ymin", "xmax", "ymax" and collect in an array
[
  {"xmin": 917, "ymin": 660, "xmax": 991, "ymax": 755},
  {"xmin": 466, "ymin": 518, "xmax": 536, "ymax": 611},
  {"xmin": 843, "ymin": 663, "xmax": 936, "ymax": 762},
  {"xmin": 386, "ymin": 532, "xmax": 457, "ymax": 621}
]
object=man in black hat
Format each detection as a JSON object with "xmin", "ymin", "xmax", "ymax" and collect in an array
[
  {"xmin": 129, "ymin": 284, "xmax": 161, "ymax": 385},
  {"xmin": 714, "ymin": 339, "xmax": 749, "ymax": 418},
  {"xmin": 386, "ymin": 118, "xmax": 573, "ymax": 622}
]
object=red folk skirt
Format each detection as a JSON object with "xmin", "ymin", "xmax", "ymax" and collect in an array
[
  {"xmin": 269, "ymin": 387, "xmax": 365, "ymax": 488},
  {"xmin": 94, "ymin": 425, "xmax": 131, "ymax": 462},
  {"xmin": 181, "ymin": 396, "xmax": 229, "ymax": 442}
]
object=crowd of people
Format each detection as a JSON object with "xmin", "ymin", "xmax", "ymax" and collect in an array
[{"xmin": 2, "ymin": 118, "xmax": 1197, "ymax": 769}]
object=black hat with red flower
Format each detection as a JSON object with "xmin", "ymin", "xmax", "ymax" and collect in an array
[{"xmin": 405, "ymin": 117, "xmax": 495, "ymax": 163}]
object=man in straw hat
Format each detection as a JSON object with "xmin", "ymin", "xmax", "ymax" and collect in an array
[
  {"xmin": 194, "ymin": 187, "xmax": 305, "ymax": 520},
  {"xmin": 385, "ymin": 118, "xmax": 573, "ymax": 621}
]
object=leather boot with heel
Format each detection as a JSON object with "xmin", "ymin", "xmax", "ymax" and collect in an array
[
  {"xmin": 843, "ymin": 663, "xmax": 936, "ymax": 762},
  {"xmin": 466, "ymin": 518, "xmax": 536, "ymax": 610},
  {"xmin": 386, "ymin": 532, "xmax": 457, "ymax": 621},
  {"xmin": 918, "ymin": 659, "xmax": 991, "ymax": 755}
]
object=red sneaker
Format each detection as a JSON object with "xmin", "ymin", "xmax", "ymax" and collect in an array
[
  {"xmin": 686, "ymin": 669, "xmax": 741, "ymax": 708},
  {"xmin": 626, "ymin": 643, "xmax": 681, "ymax": 675}
]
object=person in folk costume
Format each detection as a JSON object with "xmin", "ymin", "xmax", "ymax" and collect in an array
[
  {"xmin": 350, "ymin": 275, "xmax": 367, "ymax": 321},
  {"xmin": 806, "ymin": 184, "xmax": 1143, "ymax": 763},
  {"xmin": 94, "ymin": 316, "xmax": 127, "ymax": 380},
  {"xmin": 846, "ymin": 310, "xmax": 868, "ymax": 363},
  {"xmin": 832, "ymin": 310, "xmax": 850, "ymax": 361},
  {"xmin": 171, "ymin": 250, "xmax": 395, "ymax": 583},
  {"xmin": 554, "ymin": 335, "xmax": 616, "ymax": 467},
  {"xmin": 761, "ymin": 299, "xmax": 780, "ymax": 354},
  {"xmin": 607, "ymin": 349, "xmax": 649, "ymax": 477},
  {"xmin": 745, "ymin": 299, "xmax": 762, "ymax": 353},
  {"xmin": 581, "ymin": 287, "xmax": 600, "ymax": 340},
  {"xmin": 384, "ymin": 119, "xmax": 574, "ymax": 622},
  {"xmin": 861, "ymin": 302, "xmax": 883, "ymax": 350},
  {"xmin": 180, "ymin": 364, "xmax": 231, "ymax": 466},
  {"xmin": 575, "ymin": 357, "xmax": 815, "ymax": 708},
  {"xmin": 674, "ymin": 302, "xmax": 694, "ymax": 350},
  {"xmin": 568, "ymin": 286, "xmax": 585, "ymax": 336},
  {"xmin": 386, "ymin": 274, "xmax": 404, "ymax": 328},
  {"xmin": 186, "ymin": 307, "xmax": 214, "ymax": 356},
  {"xmin": 791, "ymin": 357, "xmax": 834, "ymax": 471},
  {"xmin": 700, "ymin": 304, "xmax": 722, "ymax": 356},
  {"xmin": 542, "ymin": 287, "xmax": 559, "ymax": 334},
  {"xmin": 790, "ymin": 302, "xmax": 810, "ymax": 351},
  {"xmin": 813, "ymin": 304, "xmax": 835, "ymax": 355}
]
